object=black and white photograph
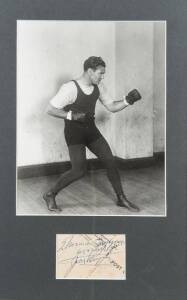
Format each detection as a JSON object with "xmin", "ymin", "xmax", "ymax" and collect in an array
[
  {"xmin": 1, "ymin": 0, "xmax": 187, "ymax": 299},
  {"xmin": 17, "ymin": 20, "xmax": 166, "ymax": 216}
]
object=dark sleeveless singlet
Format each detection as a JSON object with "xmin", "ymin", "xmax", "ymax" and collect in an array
[
  {"xmin": 63, "ymin": 80, "xmax": 99, "ymax": 117},
  {"xmin": 64, "ymin": 80, "xmax": 103, "ymax": 146}
]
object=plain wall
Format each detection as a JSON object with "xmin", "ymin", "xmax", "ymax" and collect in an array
[
  {"xmin": 17, "ymin": 21, "xmax": 115, "ymax": 166},
  {"xmin": 17, "ymin": 21, "xmax": 165, "ymax": 167},
  {"xmin": 114, "ymin": 22, "xmax": 154, "ymax": 159}
]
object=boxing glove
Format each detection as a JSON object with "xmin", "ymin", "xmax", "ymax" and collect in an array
[
  {"xmin": 66, "ymin": 110, "xmax": 86, "ymax": 122},
  {"xmin": 125, "ymin": 89, "xmax": 142, "ymax": 105},
  {"xmin": 67, "ymin": 110, "xmax": 94, "ymax": 122}
]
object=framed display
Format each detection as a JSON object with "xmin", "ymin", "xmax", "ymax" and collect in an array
[{"xmin": 0, "ymin": 1, "xmax": 186, "ymax": 299}]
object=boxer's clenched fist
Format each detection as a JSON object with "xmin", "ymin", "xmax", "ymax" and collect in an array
[
  {"xmin": 125, "ymin": 89, "xmax": 142, "ymax": 105},
  {"xmin": 66, "ymin": 110, "xmax": 86, "ymax": 122},
  {"xmin": 72, "ymin": 111, "xmax": 86, "ymax": 122},
  {"xmin": 66, "ymin": 109, "xmax": 94, "ymax": 122}
]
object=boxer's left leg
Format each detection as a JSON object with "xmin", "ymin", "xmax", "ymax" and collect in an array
[
  {"xmin": 88, "ymin": 136, "xmax": 123, "ymax": 195},
  {"xmin": 87, "ymin": 136, "xmax": 140, "ymax": 212}
]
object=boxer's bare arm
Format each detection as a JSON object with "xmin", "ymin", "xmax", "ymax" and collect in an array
[
  {"xmin": 46, "ymin": 103, "xmax": 68, "ymax": 119},
  {"xmin": 98, "ymin": 84, "xmax": 129, "ymax": 113}
]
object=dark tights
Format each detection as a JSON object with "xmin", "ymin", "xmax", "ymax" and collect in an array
[{"xmin": 50, "ymin": 136, "xmax": 124, "ymax": 196}]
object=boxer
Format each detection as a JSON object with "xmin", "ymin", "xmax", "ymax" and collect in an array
[{"xmin": 43, "ymin": 56, "xmax": 141, "ymax": 212}]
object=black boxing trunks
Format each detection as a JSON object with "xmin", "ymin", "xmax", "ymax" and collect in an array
[{"xmin": 64, "ymin": 119, "xmax": 103, "ymax": 146}]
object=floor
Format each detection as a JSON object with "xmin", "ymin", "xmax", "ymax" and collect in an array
[{"xmin": 16, "ymin": 163, "xmax": 165, "ymax": 216}]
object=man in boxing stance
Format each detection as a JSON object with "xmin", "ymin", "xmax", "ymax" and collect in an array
[{"xmin": 43, "ymin": 56, "xmax": 141, "ymax": 212}]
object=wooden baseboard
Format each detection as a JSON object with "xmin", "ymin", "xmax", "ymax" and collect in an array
[
  {"xmin": 116, "ymin": 152, "xmax": 164, "ymax": 170},
  {"xmin": 17, "ymin": 152, "xmax": 164, "ymax": 179}
]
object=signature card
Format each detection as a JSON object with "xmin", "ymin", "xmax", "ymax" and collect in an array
[{"xmin": 56, "ymin": 234, "xmax": 126, "ymax": 280}]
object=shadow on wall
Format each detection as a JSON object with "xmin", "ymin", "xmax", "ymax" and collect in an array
[
  {"xmin": 40, "ymin": 74, "xmax": 73, "ymax": 164},
  {"xmin": 55, "ymin": 74, "xmax": 73, "ymax": 90}
]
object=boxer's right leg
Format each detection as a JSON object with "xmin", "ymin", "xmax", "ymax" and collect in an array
[
  {"xmin": 43, "ymin": 144, "xmax": 87, "ymax": 212},
  {"xmin": 51, "ymin": 144, "xmax": 87, "ymax": 193}
]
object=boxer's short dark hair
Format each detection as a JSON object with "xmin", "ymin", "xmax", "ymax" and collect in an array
[{"xmin": 84, "ymin": 56, "xmax": 106, "ymax": 71}]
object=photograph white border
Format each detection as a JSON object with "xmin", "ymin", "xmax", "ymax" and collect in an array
[{"xmin": 16, "ymin": 20, "xmax": 167, "ymax": 218}]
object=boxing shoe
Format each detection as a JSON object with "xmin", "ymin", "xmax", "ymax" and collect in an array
[
  {"xmin": 43, "ymin": 191, "xmax": 62, "ymax": 212},
  {"xmin": 117, "ymin": 193, "xmax": 140, "ymax": 212}
]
